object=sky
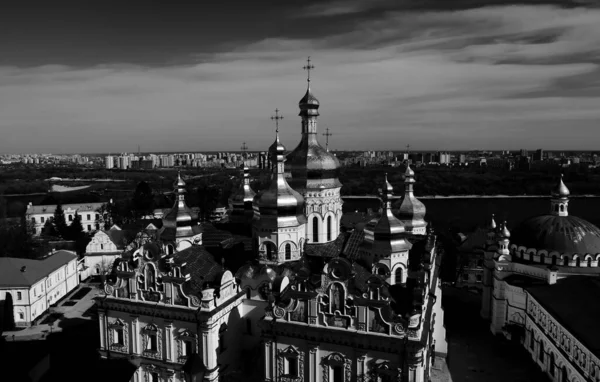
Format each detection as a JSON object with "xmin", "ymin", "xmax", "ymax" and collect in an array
[{"xmin": 1, "ymin": 0, "xmax": 600, "ymax": 154}]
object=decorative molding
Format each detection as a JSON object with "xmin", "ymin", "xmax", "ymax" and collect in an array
[
  {"xmin": 276, "ymin": 346, "xmax": 305, "ymax": 382},
  {"xmin": 107, "ymin": 319, "xmax": 129, "ymax": 353},
  {"xmin": 322, "ymin": 353, "xmax": 352, "ymax": 382}
]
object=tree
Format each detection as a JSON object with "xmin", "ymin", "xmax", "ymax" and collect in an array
[
  {"xmin": 67, "ymin": 213, "xmax": 84, "ymax": 240},
  {"xmin": 132, "ymin": 181, "xmax": 154, "ymax": 219},
  {"xmin": 1, "ymin": 292, "xmax": 15, "ymax": 332},
  {"xmin": 42, "ymin": 218, "xmax": 59, "ymax": 238},
  {"xmin": 196, "ymin": 184, "xmax": 219, "ymax": 222},
  {"xmin": 52, "ymin": 202, "xmax": 68, "ymax": 238}
]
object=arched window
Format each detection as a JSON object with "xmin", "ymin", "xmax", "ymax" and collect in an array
[
  {"xmin": 540, "ymin": 254, "xmax": 545, "ymax": 264},
  {"xmin": 313, "ymin": 217, "xmax": 319, "ymax": 243},
  {"xmin": 560, "ymin": 204, "xmax": 564, "ymax": 212},
  {"xmin": 145, "ymin": 264, "xmax": 156, "ymax": 290},
  {"xmin": 377, "ymin": 267, "xmax": 386, "ymax": 276},
  {"xmin": 576, "ymin": 257, "xmax": 581, "ymax": 267},
  {"xmin": 552, "ymin": 255, "xmax": 557, "ymax": 266},
  {"xmin": 550, "ymin": 353, "xmax": 556, "ymax": 376},
  {"xmin": 588, "ymin": 257, "xmax": 592, "ymax": 267},
  {"xmin": 563, "ymin": 257, "xmax": 569, "ymax": 266},
  {"xmin": 327, "ymin": 216, "xmax": 332, "ymax": 241},
  {"xmin": 562, "ymin": 366, "xmax": 568, "ymax": 382},
  {"xmin": 395, "ymin": 268, "xmax": 403, "ymax": 285},
  {"xmin": 266, "ymin": 243, "xmax": 273, "ymax": 260},
  {"xmin": 555, "ymin": 204, "xmax": 559, "ymax": 212},
  {"xmin": 167, "ymin": 244, "xmax": 174, "ymax": 255},
  {"xmin": 285, "ymin": 244, "xmax": 291, "ymax": 260},
  {"xmin": 330, "ymin": 284, "xmax": 344, "ymax": 313},
  {"xmin": 539, "ymin": 343, "xmax": 544, "ymax": 362}
]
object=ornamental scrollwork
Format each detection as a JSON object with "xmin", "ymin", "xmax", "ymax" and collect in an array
[
  {"xmin": 277, "ymin": 346, "xmax": 304, "ymax": 382},
  {"xmin": 274, "ymin": 307, "xmax": 286, "ymax": 319},
  {"xmin": 107, "ymin": 319, "xmax": 129, "ymax": 352}
]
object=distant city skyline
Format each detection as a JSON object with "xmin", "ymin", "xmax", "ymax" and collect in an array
[{"xmin": 1, "ymin": 1, "xmax": 600, "ymax": 154}]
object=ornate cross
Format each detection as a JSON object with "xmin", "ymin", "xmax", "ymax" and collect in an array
[
  {"xmin": 240, "ymin": 142, "xmax": 248, "ymax": 153},
  {"xmin": 406, "ymin": 144, "xmax": 411, "ymax": 155},
  {"xmin": 323, "ymin": 127, "xmax": 332, "ymax": 152},
  {"xmin": 271, "ymin": 108, "xmax": 283, "ymax": 133},
  {"xmin": 303, "ymin": 56, "xmax": 315, "ymax": 83}
]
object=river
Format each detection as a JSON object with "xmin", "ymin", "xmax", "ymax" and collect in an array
[{"xmin": 342, "ymin": 196, "xmax": 600, "ymax": 232}]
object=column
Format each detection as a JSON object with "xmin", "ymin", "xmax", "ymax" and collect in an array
[
  {"xmin": 165, "ymin": 321, "xmax": 173, "ymax": 362},
  {"xmin": 308, "ymin": 342, "xmax": 319, "ymax": 382},
  {"xmin": 131, "ymin": 316, "xmax": 139, "ymax": 354},
  {"xmin": 356, "ymin": 353, "xmax": 367, "ymax": 382},
  {"xmin": 99, "ymin": 311, "xmax": 106, "ymax": 350},
  {"xmin": 264, "ymin": 340, "xmax": 273, "ymax": 381}
]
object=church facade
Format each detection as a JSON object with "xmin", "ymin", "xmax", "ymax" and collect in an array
[
  {"xmin": 481, "ymin": 176, "xmax": 600, "ymax": 382},
  {"xmin": 95, "ymin": 61, "xmax": 448, "ymax": 382}
]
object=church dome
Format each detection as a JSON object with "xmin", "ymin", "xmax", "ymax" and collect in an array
[
  {"xmin": 236, "ymin": 263, "xmax": 258, "ymax": 282},
  {"xmin": 394, "ymin": 165, "xmax": 427, "ymax": 232},
  {"xmin": 552, "ymin": 174, "xmax": 570, "ymax": 197},
  {"xmin": 511, "ymin": 215, "xmax": 600, "ymax": 255},
  {"xmin": 229, "ymin": 165, "xmax": 256, "ymax": 207},
  {"xmin": 299, "ymin": 87, "xmax": 320, "ymax": 108},
  {"xmin": 254, "ymin": 133, "xmax": 305, "ymax": 222},
  {"xmin": 161, "ymin": 173, "xmax": 202, "ymax": 240}
]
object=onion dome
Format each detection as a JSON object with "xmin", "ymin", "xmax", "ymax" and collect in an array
[
  {"xmin": 229, "ymin": 164, "xmax": 256, "ymax": 223},
  {"xmin": 253, "ymin": 131, "xmax": 306, "ymax": 226},
  {"xmin": 160, "ymin": 172, "xmax": 202, "ymax": 241},
  {"xmin": 394, "ymin": 164, "xmax": 427, "ymax": 234},
  {"xmin": 488, "ymin": 214, "xmax": 497, "ymax": 230},
  {"xmin": 363, "ymin": 174, "xmax": 412, "ymax": 254},
  {"xmin": 235, "ymin": 263, "xmax": 258, "ymax": 283},
  {"xmin": 259, "ymin": 265, "xmax": 278, "ymax": 282},
  {"xmin": 500, "ymin": 221, "xmax": 511, "ymax": 238},
  {"xmin": 286, "ymin": 64, "xmax": 340, "ymax": 190},
  {"xmin": 552, "ymin": 174, "xmax": 570, "ymax": 197}
]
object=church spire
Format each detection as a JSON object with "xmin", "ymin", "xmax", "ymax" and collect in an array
[{"xmin": 299, "ymin": 56, "xmax": 320, "ymax": 121}]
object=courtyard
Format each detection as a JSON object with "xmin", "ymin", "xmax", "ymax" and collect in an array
[{"xmin": 443, "ymin": 287, "xmax": 548, "ymax": 382}]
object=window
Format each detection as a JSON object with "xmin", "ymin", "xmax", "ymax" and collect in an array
[
  {"xmin": 266, "ymin": 243, "xmax": 273, "ymax": 260},
  {"xmin": 332, "ymin": 365, "xmax": 343, "ymax": 382},
  {"xmin": 182, "ymin": 340, "xmax": 193, "ymax": 356},
  {"xmin": 114, "ymin": 328, "xmax": 124, "ymax": 345},
  {"xmin": 563, "ymin": 257, "xmax": 569, "ymax": 266},
  {"xmin": 87, "ymin": 214, "xmax": 91, "ymax": 220},
  {"xmin": 588, "ymin": 258, "xmax": 593, "ymax": 267},
  {"xmin": 149, "ymin": 372, "xmax": 159, "ymax": 382},
  {"xmin": 562, "ymin": 366, "xmax": 568, "ymax": 382},
  {"xmin": 246, "ymin": 319, "xmax": 252, "ymax": 335},
  {"xmin": 219, "ymin": 324, "xmax": 227, "ymax": 353},
  {"xmin": 246, "ymin": 288, "xmax": 251, "ymax": 299},
  {"xmin": 552, "ymin": 255, "xmax": 557, "ymax": 266},
  {"xmin": 327, "ymin": 216, "xmax": 332, "ymax": 241},
  {"xmin": 17, "ymin": 292, "xmax": 22, "ymax": 300},
  {"xmin": 550, "ymin": 353, "xmax": 556, "ymax": 376},
  {"xmin": 40, "ymin": 217, "xmax": 45, "ymax": 223},
  {"xmin": 576, "ymin": 258, "xmax": 581, "ymax": 267},
  {"xmin": 540, "ymin": 254, "xmax": 545, "ymax": 264},
  {"xmin": 95, "ymin": 213, "xmax": 100, "ymax": 220},
  {"xmin": 96, "ymin": 223, "xmax": 100, "ymax": 230},
  {"xmin": 395, "ymin": 268, "xmax": 403, "ymax": 285},
  {"xmin": 100, "ymin": 244, "xmax": 104, "ymax": 250},
  {"xmin": 476, "ymin": 275, "xmax": 482, "ymax": 282},
  {"xmin": 462, "ymin": 274, "xmax": 469, "ymax": 281},
  {"xmin": 87, "ymin": 225, "xmax": 91, "ymax": 231},
  {"xmin": 68, "ymin": 215, "xmax": 73, "ymax": 221},
  {"xmin": 539, "ymin": 344, "xmax": 544, "ymax": 362},
  {"xmin": 530, "ymin": 332, "xmax": 535, "ymax": 349},
  {"xmin": 313, "ymin": 217, "xmax": 319, "ymax": 243},
  {"xmin": 31, "ymin": 217, "xmax": 36, "ymax": 224},
  {"xmin": 18, "ymin": 312, "xmax": 24, "ymax": 320},
  {"xmin": 286, "ymin": 356, "xmax": 298, "ymax": 377},
  {"xmin": 147, "ymin": 334, "xmax": 158, "ymax": 351},
  {"xmin": 285, "ymin": 244, "xmax": 291, "ymax": 260}
]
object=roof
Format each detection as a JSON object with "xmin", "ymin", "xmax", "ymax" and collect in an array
[
  {"xmin": 172, "ymin": 245, "xmax": 224, "ymax": 293},
  {"xmin": 458, "ymin": 227, "xmax": 488, "ymax": 252},
  {"xmin": 0, "ymin": 250, "xmax": 77, "ymax": 287},
  {"xmin": 511, "ymin": 215, "xmax": 600, "ymax": 255},
  {"xmin": 304, "ymin": 233, "xmax": 347, "ymax": 258},
  {"xmin": 526, "ymin": 276, "xmax": 600, "ymax": 358},
  {"xmin": 26, "ymin": 202, "xmax": 105, "ymax": 215}
]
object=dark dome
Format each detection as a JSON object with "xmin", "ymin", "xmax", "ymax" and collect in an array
[{"xmin": 511, "ymin": 215, "xmax": 600, "ymax": 254}]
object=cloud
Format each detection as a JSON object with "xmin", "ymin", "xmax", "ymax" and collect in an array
[{"xmin": 1, "ymin": 4, "xmax": 600, "ymax": 153}]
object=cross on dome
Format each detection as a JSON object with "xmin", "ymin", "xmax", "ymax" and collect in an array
[
  {"xmin": 303, "ymin": 56, "xmax": 314, "ymax": 83},
  {"xmin": 271, "ymin": 108, "xmax": 283, "ymax": 133}
]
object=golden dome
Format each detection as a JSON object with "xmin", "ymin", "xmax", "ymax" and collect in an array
[
  {"xmin": 552, "ymin": 174, "xmax": 570, "ymax": 198},
  {"xmin": 394, "ymin": 164, "xmax": 427, "ymax": 232},
  {"xmin": 254, "ymin": 131, "xmax": 306, "ymax": 225},
  {"xmin": 161, "ymin": 173, "xmax": 202, "ymax": 241},
  {"xmin": 488, "ymin": 214, "xmax": 497, "ymax": 230}
]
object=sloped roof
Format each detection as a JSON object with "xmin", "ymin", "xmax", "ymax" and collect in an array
[
  {"xmin": 0, "ymin": 250, "xmax": 77, "ymax": 287},
  {"xmin": 173, "ymin": 245, "xmax": 224, "ymax": 293},
  {"xmin": 26, "ymin": 202, "xmax": 105, "ymax": 215},
  {"xmin": 305, "ymin": 233, "xmax": 348, "ymax": 258}
]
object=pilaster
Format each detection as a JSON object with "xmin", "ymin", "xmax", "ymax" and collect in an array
[
  {"xmin": 165, "ymin": 321, "xmax": 173, "ymax": 362},
  {"xmin": 99, "ymin": 311, "xmax": 106, "ymax": 350},
  {"xmin": 131, "ymin": 316, "xmax": 139, "ymax": 354},
  {"xmin": 308, "ymin": 342, "xmax": 319, "ymax": 382}
]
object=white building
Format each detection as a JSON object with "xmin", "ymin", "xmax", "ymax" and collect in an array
[
  {"xmin": 79, "ymin": 228, "xmax": 128, "ymax": 281},
  {"xmin": 26, "ymin": 202, "xmax": 106, "ymax": 235},
  {"xmin": 0, "ymin": 250, "xmax": 79, "ymax": 327},
  {"xmin": 482, "ymin": 176, "xmax": 600, "ymax": 382}
]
